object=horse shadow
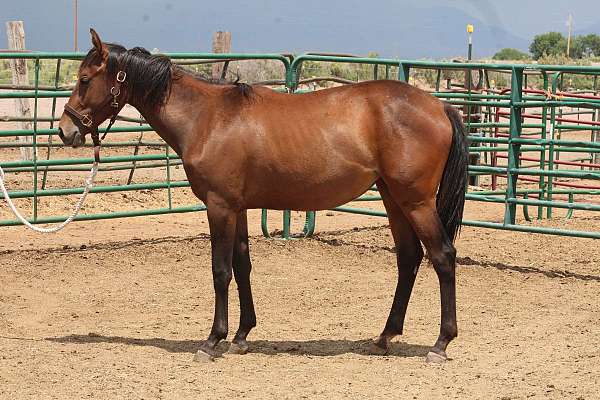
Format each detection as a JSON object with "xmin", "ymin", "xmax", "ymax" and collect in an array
[{"xmin": 46, "ymin": 333, "xmax": 430, "ymax": 358}]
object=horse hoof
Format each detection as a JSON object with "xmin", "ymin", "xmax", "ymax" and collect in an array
[
  {"xmin": 369, "ymin": 339, "xmax": 389, "ymax": 355},
  {"xmin": 425, "ymin": 350, "xmax": 447, "ymax": 363},
  {"xmin": 226, "ymin": 342, "xmax": 249, "ymax": 355},
  {"xmin": 193, "ymin": 349, "xmax": 215, "ymax": 362}
]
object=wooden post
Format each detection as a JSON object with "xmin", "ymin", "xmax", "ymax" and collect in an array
[
  {"xmin": 6, "ymin": 21, "xmax": 34, "ymax": 161},
  {"xmin": 211, "ymin": 31, "xmax": 231, "ymax": 80}
]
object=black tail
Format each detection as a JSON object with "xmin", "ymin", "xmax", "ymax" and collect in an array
[{"xmin": 436, "ymin": 104, "xmax": 469, "ymax": 243}]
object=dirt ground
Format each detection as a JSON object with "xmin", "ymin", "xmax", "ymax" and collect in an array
[{"xmin": 0, "ymin": 202, "xmax": 599, "ymax": 399}]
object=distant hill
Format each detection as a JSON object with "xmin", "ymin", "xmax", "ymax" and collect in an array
[
  {"xmin": 575, "ymin": 22, "xmax": 600, "ymax": 36},
  {"xmin": 205, "ymin": 5, "xmax": 531, "ymax": 59},
  {"xmin": 371, "ymin": 6, "xmax": 530, "ymax": 59},
  {"xmin": 1, "ymin": 2, "xmax": 530, "ymax": 59}
]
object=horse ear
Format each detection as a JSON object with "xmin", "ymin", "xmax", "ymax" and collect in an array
[{"xmin": 90, "ymin": 28, "xmax": 107, "ymax": 59}]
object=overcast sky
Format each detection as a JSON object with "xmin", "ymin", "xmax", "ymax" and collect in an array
[{"xmin": 2, "ymin": 0, "xmax": 600, "ymax": 58}]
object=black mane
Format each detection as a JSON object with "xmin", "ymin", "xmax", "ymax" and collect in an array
[
  {"xmin": 81, "ymin": 43, "xmax": 252, "ymax": 110},
  {"xmin": 180, "ymin": 67, "xmax": 254, "ymax": 98}
]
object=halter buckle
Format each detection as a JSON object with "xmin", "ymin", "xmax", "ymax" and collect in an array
[
  {"xmin": 81, "ymin": 114, "xmax": 93, "ymax": 127},
  {"xmin": 116, "ymin": 71, "xmax": 127, "ymax": 83},
  {"xmin": 110, "ymin": 86, "xmax": 121, "ymax": 108}
]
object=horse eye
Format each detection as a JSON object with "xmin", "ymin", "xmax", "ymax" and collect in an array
[{"xmin": 80, "ymin": 76, "xmax": 90, "ymax": 84}]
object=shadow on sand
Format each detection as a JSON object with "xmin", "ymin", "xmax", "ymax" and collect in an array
[{"xmin": 46, "ymin": 333, "xmax": 430, "ymax": 358}]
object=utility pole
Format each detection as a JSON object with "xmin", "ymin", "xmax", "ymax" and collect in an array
[
  {"xmin": 467, "ymin": 23, "xmax": 474, "ymax": 61},
  {"xmin": 566, "ymin": 13, "xmax": 573, "ymax": 58},
  {"xmin": 465, "ymin": 23, "xmax": 478, "ymax": 186},
  {"xmin": 73, "ymin": 0, "xmax": 78, "ymax": 51}
]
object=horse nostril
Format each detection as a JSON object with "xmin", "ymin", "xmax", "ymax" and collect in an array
[{"xmin": 58, "ymin": 127, "xmax": 65, "ymax": 140}]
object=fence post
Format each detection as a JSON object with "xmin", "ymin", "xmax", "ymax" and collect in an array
[
  {"xmin": 538, "ymin": 71, "xmax": 549, "ymax": 220},
  {"xmin": 504, "ymin": 67, "xmax": 523, "ymax": 225},
  {"xmin": 546, "ymin": 72, "xmax": 562, "ymax": 219},
  {"xmin": 593, "ymin": 76, "xmax": 600, "ymax": 165},
  {"xmin": 6, "ymin": 21, "xmax": 34, "ymax": 161},
  {"xmin": 211, "ymin": 31, "xmax": 231, "ymax": 80},
  {"xmin": 398, "ymin": 62, "xmax": 410, "ymax": 82}
]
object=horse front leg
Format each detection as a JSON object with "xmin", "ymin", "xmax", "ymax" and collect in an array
[
  {"xmin": 194, "ymin": 195, "xmax": 237, "ymax": 362},
  {"xmin": 227, "ymin": 210, "xmax": 257, "ymax": 355}
]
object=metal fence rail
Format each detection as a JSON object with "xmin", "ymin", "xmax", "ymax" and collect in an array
[
  {"xmin": 0, "ymin": 52, "xmax": 290, "ymax": 227},
  {"xmin": 1, "ymin": 52, "xmax": 599, "ymax": 239},
  {"xmin": 286, "ymin": 55, "xmax": 600, "ymax": 239}
]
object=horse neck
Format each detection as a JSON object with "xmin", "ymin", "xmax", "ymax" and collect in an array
[{"xmin": 129, "ymin": 74, "xmax": 216, "ymax": 157}]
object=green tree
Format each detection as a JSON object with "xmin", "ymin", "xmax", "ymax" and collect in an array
[
  {"xmin": 570, "ymin": 36, "xmax": 585, "ymax": 59},
  {"xmin": 492, "ymin": 48, "xmax": 530, "ymax": 60},
  {"xmin": 529, "ymin": 32, "xmax": 567, "ymax": 59},
  {"xmin": 573, "ymin": 34, "xmax": 600, "ymax": 58}
]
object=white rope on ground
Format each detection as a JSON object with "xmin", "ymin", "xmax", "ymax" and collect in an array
[{"xmin": 0, "ymin": 162, "xmax": 98, "ymax": 233}]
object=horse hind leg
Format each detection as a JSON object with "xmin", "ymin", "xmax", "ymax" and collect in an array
[
  {"xmin": 401, "ymin": 200, "xmax": 458, "ymax": 363},
  {"xmin": 371, "ymin": 180, "xmax": 424, "ymax": 354}
]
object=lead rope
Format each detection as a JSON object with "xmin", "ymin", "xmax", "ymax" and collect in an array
[
  {"xmin": 3, "ymin": 69, "xmax": 125, "ymax": 233},
  {"xmin": 0, "ymin": 156, "xmax": 99, "ymax": 233}
]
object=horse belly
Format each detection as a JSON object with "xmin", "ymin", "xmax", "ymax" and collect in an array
[
  {"xmin": 238, "ymin": 105, "xmax": 380, "ymax": 210},
  {"xmin": 245, "ymin": 163, "xmax": 378, "ymax": 211}
]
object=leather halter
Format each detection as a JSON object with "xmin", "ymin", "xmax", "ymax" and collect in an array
[{"xmin": 63, "ymin": 70, "xmax": 127, "ymax": 162}]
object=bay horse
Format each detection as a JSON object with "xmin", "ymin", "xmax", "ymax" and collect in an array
[{"xmin": 58, "ymin": 29, "xmax": 468, "ymax": 363}]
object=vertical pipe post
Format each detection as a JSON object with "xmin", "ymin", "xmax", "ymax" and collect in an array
[
  {"xmin": 282, "ymin": 210, "xmax": 291, "ymax": 239},
  {"xmin": 546, "ymin": 72, "xmax": 561, "ymax": 219},
  {"xmin": 593, "ymin": 76, "xmax": 600, "ymax": 165},
  {"xmin": 538, "ymin": 72, "xmax": 549, "ymax": 220},
  {"xmin": 42, "ymin": 58, "xmax": 62, "ymax": 190},
  {"xmin": 483, "ymin": 70, "xmax": 492, "ymax": 165},
  {"xmin": 279, "ymin": 56, "xmax": 298, "ymax": 239},
  {"xmin": 504, "ymin": 66, "xmax": 523, "ymax": 225},
  {"xmin": 166, "ymin": 146, "xmax": 172, "ymax": 210},
  {"xmin": 32, "ymin": 59, "xmax": 40, "ymax": 221},
  {"xmin": 398, "ymin": 63, "xmax": 410, "ymax": 82},
  {"xmin": 556, "ymin": 106, "xmax": 563, "ymax": 160}
]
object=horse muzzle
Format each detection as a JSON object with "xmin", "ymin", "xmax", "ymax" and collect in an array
[{"xmin": 58, "ymin": 126, "xmax": 86, "ymax": 148}]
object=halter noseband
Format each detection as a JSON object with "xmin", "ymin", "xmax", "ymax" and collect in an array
[{"xmin": 63, "ymin": 70, "xmax": 127, "ymax": 162}]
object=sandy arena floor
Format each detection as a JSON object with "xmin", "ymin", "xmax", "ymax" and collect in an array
[{"xmin": 0, "ymin": 205, "xmax": 599, "ymax": 399}]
